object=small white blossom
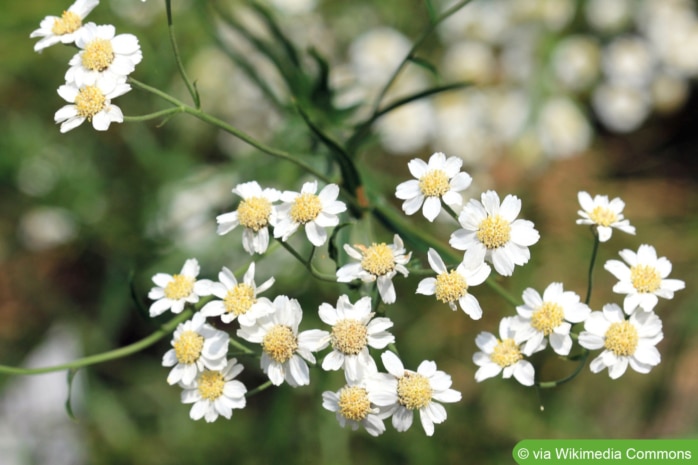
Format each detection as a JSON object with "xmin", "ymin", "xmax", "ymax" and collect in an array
[
  {"xmin": 148, "ymin": 258, "xmax": 208, "ymax": 317},
  {"xmin": 576, "ymin": 191, "xmax": 635, "ymax": 242},
  {"xmin": 54, "ymin": 78, "xmax": 131, "ymax": 133},
  {"xmin": 30, "ymin": 0, "xmax": 99, "ymax": 52},
  {"xmin": 322, "ymin": 376, "xmax": 389, "ymax": 437},
  {"xmin": 180, "ymin": 358, "xmax": 247, "ymax": 422}
]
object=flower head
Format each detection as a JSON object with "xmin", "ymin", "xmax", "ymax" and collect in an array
[
  {"xmin": 65, "ymin": 23, "xmax": 143, "ymax": 87},
  {"xmin": 274, "ymin": 181, "xmax": 346, "ymax": 247},
  {"xmin": 198, "ymin": 263, "xmax": 275, "ymax": 326},
  {"xmin": 322, "ymin": 377, "xmax": 389, "ymax": 437},
  {"xmin": 162, "ymin": 312, "xmax": 229, "ymax": 385},
  {"xmin": 180, "ymin": 359, "xmax": 247, "ymax": 422},
  {"xmin": 473, "ymin": 317, "xmax": 541, "ymax": 386},
  {"xmin": 148, "ymin": 258, "xmax": 208, "ymax": 317},
  {"xmin": 513, "ymin": 282, "xmax": 591, "ymax": 356},
  {"xmin": 576, "ymin": 191, "xmax": 635, "ymax": 242},
  {"xmin": 395, "ymin": 152, "xmax": 472, "ymax": 222},
  {"xmin": 416, "ymin": 248, "xmax": 491, "ymax": 319},
  {"xmin": 604, "ymin": 244, "xmax": 685, "ymax": 314},
  {"xmin": 336, "ymin": 234, "xmax": 411, "ymax": 304},
  {"xmin": 366, "ymin": 351, "xmax": 461, "ymax": 436},
  {"xmin": 54, "ymin": 78, "xmax": 131, "ymax": 133},
  {"xmin": 216, "ymin": 181, "xmax": 281, "ymax": 255},
  {"xmin": 317, "ymin": 295, "xmax": 395, "ymax": 382},
  {"xmin": 579, "ymin": 303, "xmax": 663, "ymax": 379},
  {"xmin": 30, "ymin": 0, "xmax": 99, "ymax": 52},
  {"xmin": 450, "ymin": 190, "xmax": 539, "ymax": 276},
  {"xmin": 237, "ymin": 295, "xmax": 329, "ymax": 387}
]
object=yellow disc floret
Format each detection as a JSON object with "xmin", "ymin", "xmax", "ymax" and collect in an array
[
  {"xmin": 224, "ymin": 283, "xmax": 256, "ymax": 316},
  {"xmin": 331, "ymin": 319, "xmax": 368, "ymax": 355},
  {"xmin": 262, "ymin": 325, "xmax": 298, "ymax": 363},
  {"xmin": 82, "ymin": 38, "xmax": 115, "ymax": 72},
  {"xmin": 397, "ymin": 373, "xmax": 433, "ymax": 410},
  {"xmin": 237, "ymin": 197, "xmax": 272, "ymax": 231},
  {"xmin": 490, "ymin": 338, "xmax": 523, "ymax": 367},
  {"xmin": 197, "ymin": 370, "xmax": 225, "ymax": 401},
  {"xmin": 52, "ymin": 10, "xmax": 82, "ymax": 36},
  {"xmin": 435, "ymin": 270, "xmax": 468, "ymax": 304},
  {"xmin": 74, "ymin": 85, "xmax": 106, "ymax": 121},
  {"xmin": 476, "ymin": 215, "xmax": 511, "ymax": 249},
  {"xmin": 359, "ymin": 243, "xmax": 395, "ymax": 276},
  {"xmin": 630, "ymin": 264, "xmax": 661, "ymax": 293},
  {"xmin": 604, "ymin": 321, "xmax": 639, "ymax": 357},
  {"xmin": 164, "ymin": 274, "xmax": 195, "ymax": 300},
  {"xmin": 418, "ymin": 170, "xmax": 450, "ymax": 197},
  {"xmin": 531, "ymin": 302, "xmax": 565, "ymax": 336},
  {"xmin": 290, "ymin": 193, "xmax": 322, "ymax": 224},
  {"xmin": 589, "ymin": 206, "xmax": 618, "ymax": 227},
  {"xmin": 173, "ymin": 330, "xmax": 205, "ymax": 364},
  {"xmin": 337, "ymin": 386, "xmax": 372, "ymax": 422}
]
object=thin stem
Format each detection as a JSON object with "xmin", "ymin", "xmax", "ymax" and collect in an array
[
  {"xmin": 123, "ymin": 107, "xmax": 183, "ymax": 123},
  {"xmin": 585, "ymin": 232, "xmax": 601, "ymax": 305},
  {"xmin": 276, "ymin": 239, "xmax": 337, "ymax": 283},
  {"xmin": 0, "ymin": 311, "xmax": 192, "ymax": 376},
  {"xmin": 165, "ymin": 0, "xmax": 200, "ymax": 107},
  {"xmin": 229, "ymin": 338, "xmax": 256, "ymax": 356},
  {"xmin": 442, "ymin": 203, "xmax": 459, "ymax": 222},
  {"xmin": 246, "ymin": 380, "xmax": 273, "ymax": 397},
  {"xmin": 536, "ymin": 350, "xmax": 589, "ymax": 389}
]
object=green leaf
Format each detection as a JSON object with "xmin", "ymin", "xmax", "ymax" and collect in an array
[
  {"xmin": 425, "ymin": 0, "xmax": 439, "ymax": 24},
  {"xmin": 407, "ymin": 55, "xmax": 439, "ymax": 76},
  {"xmin": 65, "ymin": 369, "xmax": 79, "ymax": 420},
  {"xmin": 328, "ymin": 222, "xmax": 351, "ymax": 266}
]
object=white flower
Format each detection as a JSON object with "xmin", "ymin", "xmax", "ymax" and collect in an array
[
  {"xmin": 236, "ymin": 295, "xmax": 329, "ymax": 387},
  {"xmin": 578, "ymin": 303, "xmax": 663, "ymax": 379},
  {"xmin": 322, "ymin": 377, "xmax": 388, "ymax": 437},
  {"xmin": 162, "ymin": 312, "xmax": 229, "ymax": 385},
  {"xmin": 450, "ymin": 190, "xmax": 539, "ymax": 276},
  {"xmin": 513, "ymin": 283, "xmax": 591, "ymax": 356},
  {"xmin": 274, "ymin": 181, "xmax": 346, "ymax": 247},
  {"xmin": 180, "ymin": 358, "xmax": 247, "ymax": 422},
  {"xmin": 30, "ymin": 0, "xmax": 99, "ymax": 52},
  {"xmin": 65, "ymin": 23, "xmax": 143, "ymax": 87},
  {"xmin": 576, "ymin": 191, "xmax": 635, "ymax": 242},
  {"xmin": 216, "ymin": 181, "xmax": 281, "ymax": 255},
  {"xmin": 198, "ymin": 263, "xmax": 275, "ymax": 326},
  {"xmin": 416, "ymin": 248, "xmax": 490, "ymax": 320},
  {"xmin": 317, "ymin": 295, "xmax": 395, "ymax": 382},
  {"xmin": 148, "ymin": 258, "xmax": 208, "ymax": 317},
  {"xmin": 395, "ymin": 152, "xmax": 472, "ymax": 222},
  {"xmin": 54, "ymin": 78, "xmax": 130, "ymax": 133},
  {"xmin": 336, "ymin": 234, "xmax": 411, "ymax": 304},
  {"xmin": 473, "ymin": 317, "xmax": 540, "ymax": 386},
  {"xmin": 366, "ymin": 351, "xmax": 461, "ymax": 436},
  {"xmin": 604, "ymin": 244, "xmax": 685, "ymax": 314}
]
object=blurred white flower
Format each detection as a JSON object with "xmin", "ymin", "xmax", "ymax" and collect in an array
[
  {"xmin": 592, "ymin": 82, "xmax": 650, "ymax": 133},
  {"xmin": 537, "ymin": 97, "xmax": 592, "ymax": 159},
  {"xmin": 551, "ymin": 35, "xmax": 601, "ymax": 91},
  {"xmin": 30, "ymin": 0, "xmax": 99, "ymax": 52}
]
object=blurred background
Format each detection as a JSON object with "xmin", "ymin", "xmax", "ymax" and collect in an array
[{"xmin": 2, "ymin": 0, "xmax": 697, "ymax": 464}]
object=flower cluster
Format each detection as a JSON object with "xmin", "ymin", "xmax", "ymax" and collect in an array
[{"xmin": 31, "ymin": 0, "xmax": 142, "ymax": 132}]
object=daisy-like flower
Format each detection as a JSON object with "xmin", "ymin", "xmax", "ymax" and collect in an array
[
  {"xmin": 54, "ymin": 78, "xmax": 131, "ymax": 133},
  {"xmin": 162, "ymin": 312, "xmax": 229, "ymax": 385},
  {"xmin": 199, "ymin": 263, "xmax": 275, "ymax": 326},
  {"xmin": 237, "ymin": 295, "xmax": 329, "ymax": 387},
  {"xmin": 416, "ymin": 248, "xmax": 491, "ymax": 320},
  {"xmin": 180, "ymin": 358, "xmax": 247, "ymax": 422},
  {"xmin": 578, "ymin": 303, "xmax": 663, "ymax": 379},
  {"xmin": 65, "ymin": 23, "xmax": 143, "ymax": 88},
  {"xmin": 473, "ymin": 317, "xmax": 540, "ymax": 386},
  {"xmin": 336, "ymin": 234, "xmax": 411, "ymax": 305},
  {"xmin": 513, "ymin": 282, "xmax": 591, "ymax": 356},
  {"xmin": 450, "ymin": 190, "xmax": 540, "ymax": 276},
  {"xmin": 604, "ymin": 244, "xmax": 685, "ymax": 314},
  {"xmin": 30, "ymin": 0, "xmax": 99, "ymax": 52},
  {"xmin": 317, "ymin": 295, "xmax": 395, "ymax": 382},
  {"xmin": 274, "ymin": 181, "xmax": 347, "ymax": 247},
  {"xmin": 322, "ymin": 377, "xmax": 389, "ymax": 437},
  {"xmin": 366, "ymin": 351, "xmax": 461, "ymax": 436},
  {"xmin": 216, "ymin": 181, "xmax": 281, "ymax": 255},
  {"xmin": 148, "ymin": 258, "xmax": 207, "ymax": 317},
  {"xmin": 576, "ymin": 191, "xmax": 635, "ymax": 242},
  {"xmin": 394, "ymin": 151, "xmax": 473, "ymax": 222}
]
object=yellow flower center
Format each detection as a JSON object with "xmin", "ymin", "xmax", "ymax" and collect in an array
[
  {"xmin": 530, "ymin": 302, "xmax": 565, "ymax": 336},
  {"xmin": 331, "ymin": 319, "xmax": 368, "ymax": 355},
  {"xmin": 164, "ymin": 274, "xmax": 195, "ymax": 300},
  {"xmin": 173, "ymin": 330, "xmax": 204, "ymax": 364},
  {"xmin": 418, "ymin": 169, "xmax": 450, "ymax": 197},
  {"xmin": 52, "ymin": 10, "xmax": 82, "ymax": 36},
  {"xmin": 237, "ymin": 197, "xmax": 272, "ymax": 231},
  {"xmin": 81, "ymin": 38, "xmax": 115, "ymax": 72},
  {"xmin": 262, "ymin": 325, "xmax": 298, "ymax": 363},
  {"xmin": 224, "ymin": 283, "xmax": 256, "ymax": 316},
  {"xmin": 337, "ymin": 386, "xmax": 372, "ymax": 422},
  {"xmin": 435, "ymin": 270, "xmax": 468, "ymax": 303},
  {"xmin": 490, "ymin": 338, "xmax": 523, "ymax": 367},
  {"xmin": 604, "ymin": 321, "xmax": 639, "ymax": 357},
  {"xmin": 397, "ymin": 373, "xmax": 433, "ymax": 410},
  {"xmin": 476, "ymin": 215, "xmax": 511, "ymax": 249},
  {"xmin": 358, "ymin": 243, "xmax": 395, "ymax": 276},
  {"xmin": 630, "ymin": 264, "xmax": 661, "ymax": 293},
  {"xmin": 589, "ymin": 206, "xmax": 618, "ymax": 227},
  {"xmin": 74, "ymin": 85, "xmax": 106, "ymax": 121},
  {"xmin": 290, "ymin": 193, "xmax": 322, "ymax": 224},
  {"xmin": 197, "ymin": 370, "xmax": 225, "ymax": 401}
]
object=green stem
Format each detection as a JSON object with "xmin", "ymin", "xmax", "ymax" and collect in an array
[
  {"xmin": 123, "ymin": 107, "xmax": 183, "ymax": 123},
  {"xmin": 0, "ymin": 311, "xmax": 192, "ymax": 376},
  {"xmin": 276, "ymin": 239, "xmax": 337, "ymax": 283},
  {"xmin": 165, "ymin": 0, "xmax": 200, "ymax": 107},
  {"xmin": 246, "ymin": 380, "xmax": 273, "ymax": 397},
  {"xmin": 229, "ymin": 338, "xmax": 256, "ymax": 356},
  {"xmin": 536, "ymin": 350, "xmax": 589, "ymax": 389},
  {"xmin": 585, "ymin": 232, "xmax": 601, "ymax": 305}
]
